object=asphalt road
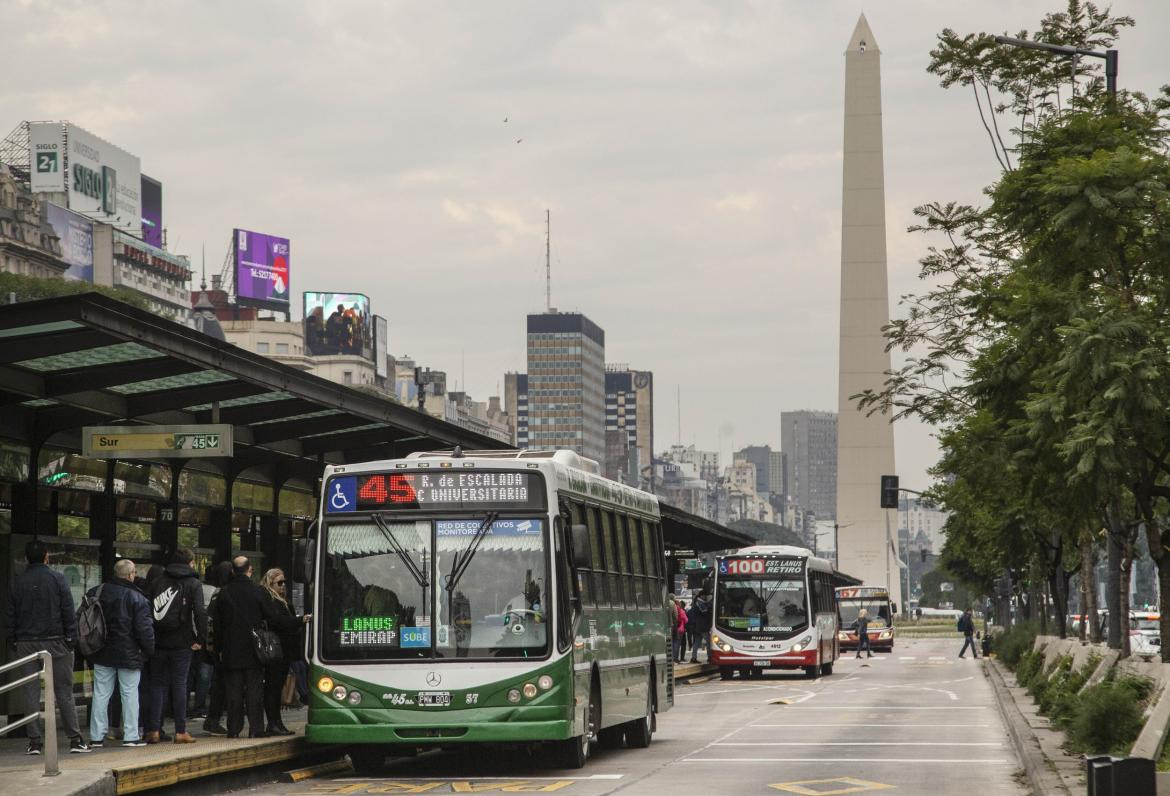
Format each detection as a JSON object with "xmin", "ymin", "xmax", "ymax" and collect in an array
[{"xmin": 237, "ymin": 639, "xmax": 1024, "ymax": 796}]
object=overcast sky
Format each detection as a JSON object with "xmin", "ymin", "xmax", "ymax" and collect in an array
[{"xmin": 4, "ymin": 1, "xmax": 1168, "ymax": 491}]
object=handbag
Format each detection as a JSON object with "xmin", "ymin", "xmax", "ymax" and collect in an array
[
  {"xmin": 252, "ymin": 622, "xmax": 283, "ymax": 665},
  {"xmin": 281, "ymin": 672, "xmax": 298, "ymax": 706}
]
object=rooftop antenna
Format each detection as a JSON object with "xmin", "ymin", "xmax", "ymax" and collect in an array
[
  {"xmin": 200, "ymin": 244, "xmax": 207, "ymax": 291},
  {"xmin": 677, "ymin": 385, "xmax": 682, "ymax": 446},
  {"xmin": 545, "ymin": 209, "xmax": 551, "ymax": 312}
]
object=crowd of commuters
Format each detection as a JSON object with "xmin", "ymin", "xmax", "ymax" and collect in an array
[
  {"xmin": 668, "ymin": 590, "xmax": 712, "ymax": 664},
  {"xmin": 6, "ymin": 541, "xmax": 310, "ymax": 754}
]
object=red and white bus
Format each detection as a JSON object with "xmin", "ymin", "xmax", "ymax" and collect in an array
[
  {"xmin": 836, "ymin": 586, "xmax": 896, "ymax": 652},
  {"xmin": 709, "ymin": 545, "xmax": 857, "ymax": 680}
]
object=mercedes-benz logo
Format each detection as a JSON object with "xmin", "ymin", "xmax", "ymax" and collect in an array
[{"xmin": 426, "ymin": 671, "xmax": 441, "ymax": 687}]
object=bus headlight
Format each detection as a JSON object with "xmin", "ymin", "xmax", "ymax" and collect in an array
[
  {"xmin": 792, "ymin": 643, "xmax": 803, "ymax": 652},
  {"xmin": 879, "ymin": 631, "xmax": 892, "ymax": 639},
  {"xmin": 333, "ymin": 685, "xmax": 348, "ymax": 701},
  {"xmin": 838, "ymin": 632, "xmax": 848, "ymax": 641},
  {"xmin": 348, "ymin": 690, "xmax": 363, "ymax": 705},
  {"xmin": 522, "ymin": 683, "xmax": 538, "ymax": 699},
  {"xmin": 537, "ymin": 675, "xmax": 554, "ymax": 691},
  {"xmin": 720, "ymin": 643, "xmax": 732, "ymax": 652},
  {"xmin": 507, "ymin": 689, "xmax": 522, "ymax": 703},
  {"xmin": 711, "ymin": 634, "xmax": 723, "ymax": 647},
  {"xmin": 317, "ymin": 676, "xmax": 334, "ymax": 693}
]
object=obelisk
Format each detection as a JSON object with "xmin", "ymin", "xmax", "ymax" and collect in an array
[{"xmin": 836, "ymin": 14, "xmax": 900, "ymax": 607}]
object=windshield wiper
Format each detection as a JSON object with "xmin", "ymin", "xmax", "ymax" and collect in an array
[
  {"xmin": 445, "ymin": 511, "xmax": 499, "ymax": 594},
  {"xmin": 371, "ymin": 513, "xmax": 428, "ymax": 589}
]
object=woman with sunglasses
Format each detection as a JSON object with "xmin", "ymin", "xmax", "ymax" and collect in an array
[{"xmin": 259, "ymin": 569, "xmax": 309, "ymax": 736}]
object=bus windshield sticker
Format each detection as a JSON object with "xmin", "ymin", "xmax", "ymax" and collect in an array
[{"xmin": 400, "ymin": 626, "xmax": 431, "ymax": 648}]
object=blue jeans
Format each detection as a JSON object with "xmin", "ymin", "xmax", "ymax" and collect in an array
[
  {"xmin": 192, "ymin": 657, "xmax": 214, "ymax": 711},
  {"xmin": 149, "ymin": 648, "xmax": 192, "ymax": 734},
  {"xmin": 690, "ymin": 630, "xmax": 707, "ymax": 660},
  {"xmin": 91, "ymin": 665, "xmax": 141, "ymax": 743}
]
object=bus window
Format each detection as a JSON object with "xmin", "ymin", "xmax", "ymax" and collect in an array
[
  {"xmin": 553, "ymin": 517, "xmax": 573, "ymax": 653},
  {"xmin": 569, "ymin": 502, "xmax": 595, "ymax": 608},
  {"xmin": 601, "ymin": 510, "xmax": 623, "ymax": 608},
  {"xmin": 627, "ymin": 516, "xmax": 647, "ymax": 607},
  {"xmin": 613, "ymin": 513, "xmax": 636, "ymax": 607},
  {"xmin": 588, "ymin": 506, "xmax": 609, "ymax": 605}
]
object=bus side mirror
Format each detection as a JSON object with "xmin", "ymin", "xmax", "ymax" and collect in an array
[
  {"xmin": 571, "ymin": 524, "xmax": 590, "ymax": 570},
  {"xmin": 293, "ymin": 533, "xmax": 316, "ymax": 585},
  {"xmin": 892, "ymin": 603, "xmax": 898, "ymax": 616}
]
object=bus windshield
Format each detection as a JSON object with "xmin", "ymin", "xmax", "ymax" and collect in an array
[
  {"xmin": 320, "ymin": 518, "xmax": 549, "ymax": 661},
  {"xmin": 839, "ymin": 598, "xmax": 893, "ymax": 629},
  {"xmin": 715, "ymin": 577, "xmax": 808, "ymax": 636}
]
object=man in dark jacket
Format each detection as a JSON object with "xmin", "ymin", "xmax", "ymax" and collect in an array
[
  {"xmin": 210, "ymin": 556, "xmax": 278, "ymax": 738},
  {"xmin": 87, "ymin": 558, "xmax": 155, "ymax": 747},
  {"xmin": 688, "ymin": 590, "xmax": 713, "ymax": 663},
  {"xmin": 7, "ymin": 540, "xmax": 89, "ymax": 755},
  {"xmin": 958, "ymin": 609, "xmax": 979, "ymax": 659},
  {"xmin": 145, "ymin": 547, "xmax": 207, "ymax": 744}
]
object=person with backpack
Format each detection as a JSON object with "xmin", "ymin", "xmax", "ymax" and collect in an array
[
  {"xmin": 145, "ymin": 548, "xmax": 207, "ymax": 744},
  {"xmin": 688, "ymin": 590, "xmax": 713, "ymax": 663},
  {"xmin": 86, "ymin": 558, "xmax": 155, "ymax": 748},
  {"xmin": 958, "ymin": 609, "xmax": 979, "ymax": 659},
  {"xmin": 7, "ymin": 540, "xmax": 90, "ymax": 755},
  {"xmin": 853, "ymin": 608, "xmax": 872, "ymax": 659}
]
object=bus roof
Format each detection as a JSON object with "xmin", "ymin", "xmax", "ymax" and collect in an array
[{"xmin": 724, "ymin": 544, "xmax": 837, "ymax": 573}]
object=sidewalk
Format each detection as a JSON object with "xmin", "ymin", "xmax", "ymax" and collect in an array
[{"xmin": 3, "ymin": 662, "xmax": 717, "ymax": 796}]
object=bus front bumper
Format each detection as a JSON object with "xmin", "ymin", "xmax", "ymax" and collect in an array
[
  {"xmin": 306, "ymin": 705, "xmax": 572, "ymax": 745},
  {"xmin": 708, "ymin": 648, "xmax": 817, "ymax": 667},
  {"xmin": 839, "ymin": 633, "xmax": 894, "ymax": 651}
]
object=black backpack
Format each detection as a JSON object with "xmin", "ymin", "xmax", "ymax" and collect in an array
[
  {"xmin": 152, "ymin": 576, "xmax": 189, "ymax": 634},
  {"xmin": 76, "ymin": 585, "xmax": 107, "ymax": 658}
]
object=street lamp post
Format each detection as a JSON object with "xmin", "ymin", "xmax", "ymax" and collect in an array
[{"xmin": 992, "ymin": 35, "xmax": 1117, "ymax": 100}]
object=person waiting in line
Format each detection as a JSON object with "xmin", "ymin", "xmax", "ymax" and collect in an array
[
  {"xmin": 853, "ymin": 608, "xmax": 872, "ymax": 659},
  {"xmin": 87, "ymin": 558, "xmax": 155, "ymax": 748},
  {"xmin": 200, "ymin": 561, "xmax": 235, "ymax": 736},
  {"xmin": 190, "ymin": 562, "xmax": 224, "ymax": 720},
  {"xmin": 688, "ymin": 589, "xmax": 713, "ymax": 663},
  {"xmin": 7, "ymin": 540, "xmax": 91, "ymax": 755},
  {"xmin": 958, "ymin": 608, "xmax": 980, "ymax": 659},
  {"xmin": 674, "ymin": 598, "xmax": 689, "ymax": 663},
  {"xmin": 258, "ymin": 568, "xmax": 307, "ymax": 736},
  {"xmin": 145, "ymin": 547, "xmax": 207, "ymax": 744}
]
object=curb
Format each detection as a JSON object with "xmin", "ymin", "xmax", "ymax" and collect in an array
[{"xmin": 986, "ymin": 659, "xmax": 1072, "ymax": 796}]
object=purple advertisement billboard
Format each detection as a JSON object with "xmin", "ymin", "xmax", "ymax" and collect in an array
[
  {"xmin": 304, "ymin": 292, "xmax": 372, "ymax": 359},
  {"xmin": 235, "ymin": 228, "xmax": 290, "ymax": 308},
  {"xmin": 140, "ymin": 175, "xmax": 163, "ymax": 248},
  {"xmin": 45, "ymin": 203, "xmax": 94, "ymax": 282}
]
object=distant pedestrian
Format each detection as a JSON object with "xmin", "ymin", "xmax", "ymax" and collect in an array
[
  {"xmin": 145, "ymin": 547, "xmax": 207, "ymax": 744},
  {"xmin": 958, "ymin": 609, "xmax": 979, "ymax": 659},
  {"xmin": 87, "ymin": 558, "xmax": 155, "ymax": 748},
  {"xmin": 258, "ymin": 568, "xmax": 308, "ymax": 736},
  {"xmin": 7, "ymin": 540, "xmax": 90, "ymax": 755},
  {"xmin": 853, "ymin": 608, "xmax": 872, "ymax": 659},
  {"xmin": 674, "ymin": 599, "xmax": 689, "ymax": 662},
  {"xmin": 688, "ymin": 590, "xmax": 713, "ymax": 663}
]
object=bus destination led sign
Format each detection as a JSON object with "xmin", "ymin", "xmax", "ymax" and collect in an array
[
  {"xmin": 719, "ymin": 557, "xmax": 805, "ymax": 577},
  {"xmin": 326, "ymin": 471, "xmax": 545, "ymax": 513}
]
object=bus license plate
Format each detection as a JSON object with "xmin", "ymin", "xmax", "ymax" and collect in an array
[
  {"xmin": 417, "ymin": 691, "xmax": 451, "ymax": 707},
  {"xmin": 752, "ymin": 660, "xmax": 772, "ymax": 667}
]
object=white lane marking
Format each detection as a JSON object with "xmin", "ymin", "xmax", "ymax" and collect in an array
[
  {"xmin": 682, "ymin": 757, "xmax": 1014, "ymax": 764},
  {"xmin": 336, "ymin": 774, "xmax": 625, "ymax": 781},
  {"xmin": 676, "ymin": 684, "xmax": 821, "ymax": 698},
  {"xmin": 900, "ymin": 656, "xmax": 917, "ymax": 660},
  {"xmin": 714, "ymin": 741, "xmax": 1003, "ymax": 747},
  {"xmin": 750, "ymin": 723, "xmax": 992, "ymax": 728}
]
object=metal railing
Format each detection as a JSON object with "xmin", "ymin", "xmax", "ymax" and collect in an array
[{"xmin": 0, "ymin": 651, "xmax": 59, "ymax": 776}]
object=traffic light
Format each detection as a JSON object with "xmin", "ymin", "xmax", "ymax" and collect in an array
[
  {"xmin": 920, "ymin": 548, "xmax": 928, "ymax": 563},
  {"xmin": 880, "ymin": 474, "xmax": 899, "ymax": 508}
]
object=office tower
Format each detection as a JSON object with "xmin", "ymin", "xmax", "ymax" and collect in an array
[
  {"xmin": 604, "ymin": 366, "xmax": 654, "ymax": 485},
  {"xmin": 526, "ymin": 312, "xmax": 605, "ymax": 463},
  {"xmin": 504, "ymin": 372, "xmax": 529, "ymax": 448},
  {"xmin": 780, "ymin": 410, "xmax": 838, "ymax": 520}
]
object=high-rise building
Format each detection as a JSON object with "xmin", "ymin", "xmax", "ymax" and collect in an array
[
  {"xmin": 780, "ymin": 410, "xmax": 838, "ymax": 520},
  {"xmin": 526, "ymin": 311, "xmax": 605, "ymax": 463},
  {"xmin": 734, "ymin": 445, "xmax": 786, "ymax": 500},
  {"xmin": 604, "ymin": 366, "xmax": 654, "ymax": 485},
  {"xmin": 504, "ymin": 372, "xmax": 529, "ymax": 448},
  {"xmin": 836, "ymin": 14, "xmax": 899, "ymax": 605}
]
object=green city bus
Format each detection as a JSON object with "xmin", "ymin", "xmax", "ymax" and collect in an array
[{"xmin": 294, "ymin": 448, "xmax": 673, "ymax": 770}]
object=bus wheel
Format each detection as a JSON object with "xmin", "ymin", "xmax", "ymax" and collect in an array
[
  {"xmin": 803, "ymin": 664, "xmax": 819, "ymax": 680},
  {"xmin": 719, "ymin": 667, "xmax": 734, "ymax": 681},
  {"xmin": 554, "ymin": 682, "xmax": 597, "ymax": 769},
  {"xmin": 348, "ymin": 745, "xmax": 385, "ymax": 774},
  {"xmin": 820, "ymin": 661, "xmax": 834, "ymax": 676},
  {"xmin": 625, "ymin": 675, "xmax": 654, "ymax": 749}
]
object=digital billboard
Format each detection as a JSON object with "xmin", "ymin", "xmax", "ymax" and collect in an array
[
  {"xmin": 304, "ymin": 292, "xmax": 371, "ymax": 358},
  {"xmin": 45, "ymin": 203, "xmax": 94, "ymax": 282},
  {"xmin": 140, "ymin": 175, "xmax": 163, "ymax": 248},
  {"xmin": 63, "ymin": 123, "xmax": 141, "ymax": 229},
  {"xmin": 235, "ymin": 228, "xmax": 290, "ymax": 309}
]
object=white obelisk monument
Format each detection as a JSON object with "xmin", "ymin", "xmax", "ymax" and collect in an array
[{"xmin": 836, "ymin": 14, "xmax": 900, "ymax": 607}]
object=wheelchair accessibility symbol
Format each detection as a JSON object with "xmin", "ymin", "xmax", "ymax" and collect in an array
[{"xmin": 327, "ymin": 477, "xmax": 356, "ymax": 513}]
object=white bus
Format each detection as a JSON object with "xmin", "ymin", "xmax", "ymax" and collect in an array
[{"xmin": 708, "ymin": 545, "xmax": 855, "ymax": 680}]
